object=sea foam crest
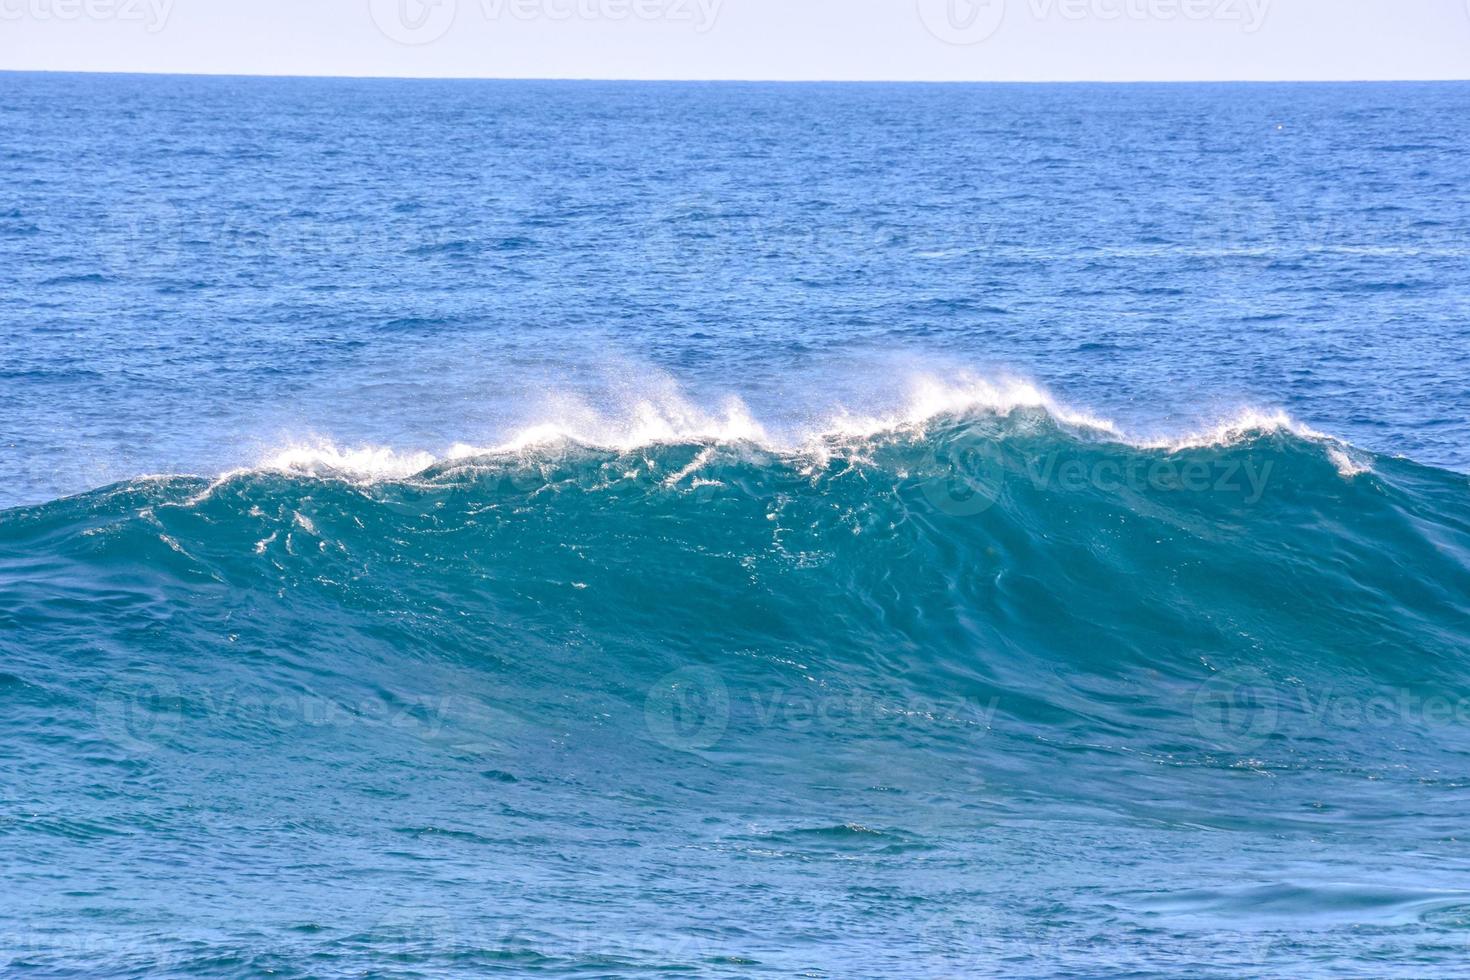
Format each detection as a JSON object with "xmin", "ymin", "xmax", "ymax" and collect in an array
[{"xmin": 245, "ymin": 371, "xmax": 1357, "ymax": 482}]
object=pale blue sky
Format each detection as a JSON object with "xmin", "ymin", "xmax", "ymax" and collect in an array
[{"xmin": 0, "ymin": 0, "xmax": 1467, "ymax": 80}]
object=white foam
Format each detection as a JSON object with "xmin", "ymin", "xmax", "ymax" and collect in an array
[
  {"xmin": 1326, "ymin": 445, "xmax": 1374, "ymax": 478},
  {"xmin": 1138, "ymin": 408, "xmax": 1371, "ymax": 476},
  {"xmin": 221, "ymin": 369, "xmax": 1358, "ymax": 486},
  {"xmin": 817, "ymin": 373, "xmax": 1122, "ymax": 441},
  {"xmin": 490, "ymin": 390, "xmax": 768, "ymax": 453},
  {"xmin": 261, "ymin": 442, "xmax": 439, "ymax": 480},
  {"xmin": 1143, "ymin": 408, "xmax": 1329, "ymax": 452}
]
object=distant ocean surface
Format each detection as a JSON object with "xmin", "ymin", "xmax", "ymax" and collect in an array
[{"xmin": 3, "ymin": 74, "xmax": 1470, "ymax": 977}]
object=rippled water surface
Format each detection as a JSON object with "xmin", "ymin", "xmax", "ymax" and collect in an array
[{"xmin": 2, "ymin": 75, "xmax": 1470, "ymax": 977}]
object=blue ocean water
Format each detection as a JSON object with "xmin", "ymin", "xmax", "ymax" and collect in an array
[{"xmin": 2, "ymin": 73, "xmax": 1470, "ymax": 977}]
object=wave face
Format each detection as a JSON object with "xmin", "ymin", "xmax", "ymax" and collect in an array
[{"xmin": 4, "ymin": 410, "xmax": 1470, "ymax": 975}]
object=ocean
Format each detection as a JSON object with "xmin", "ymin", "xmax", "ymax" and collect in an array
[{"xmin": 2, "ymin": 73, "xmax": 1470, "ymax": 977}]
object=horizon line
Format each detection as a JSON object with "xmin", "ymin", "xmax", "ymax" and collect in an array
[{"xmin": 3, "ymin": 68, "xmax": 1468, "ymax": 85}]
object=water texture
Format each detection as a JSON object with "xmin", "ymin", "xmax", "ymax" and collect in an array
[{"xmin": 2, "ymin": 75, "xmax": 1470, "ymax": 977}]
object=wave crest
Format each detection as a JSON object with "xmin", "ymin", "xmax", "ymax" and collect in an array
[{"xmin": 244, "ymin": 372, "xmax": 1358, "ymax": 485}]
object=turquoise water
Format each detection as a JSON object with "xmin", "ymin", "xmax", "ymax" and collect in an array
[{"xmin": 3, "ymin": 75, "xmax": 1470, "ymax": 977}]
